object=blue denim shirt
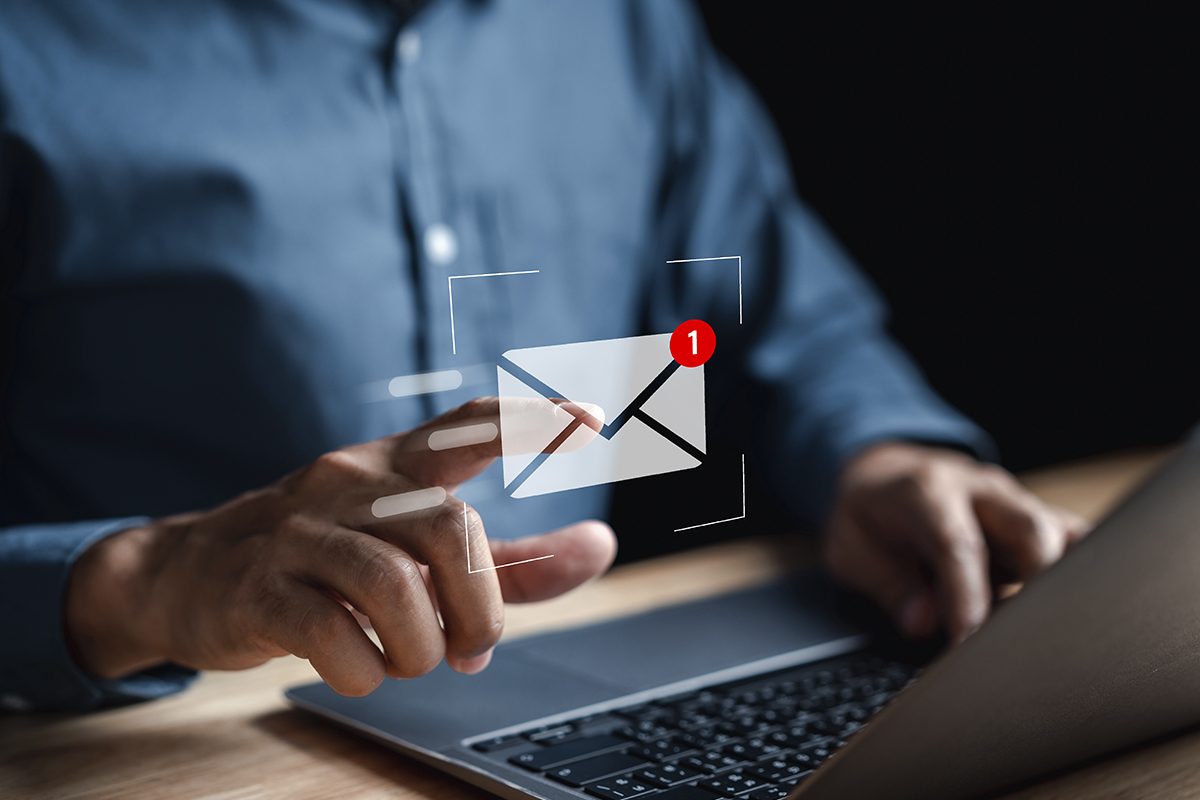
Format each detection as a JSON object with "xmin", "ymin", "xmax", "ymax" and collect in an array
[{"xmin": 0, "ymin": 0, "xmax": 992, "ymax": 710}]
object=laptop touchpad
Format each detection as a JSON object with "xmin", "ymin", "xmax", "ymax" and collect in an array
[{"xmin": 508, "ymin": 574, "xmax": 865, "ymax": 694}]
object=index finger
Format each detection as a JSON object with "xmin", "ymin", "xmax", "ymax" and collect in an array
[
  {"xmin": 917, "ymin": 495, "xmax": 993, "ymax": 644},
  {"xmin": 390, "ymin": 396, "xmax": 604, "ymax": 488}
]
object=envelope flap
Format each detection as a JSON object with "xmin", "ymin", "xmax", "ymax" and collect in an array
[
  {"xmin": 639, "ymin": 361, "xmax": 706, "ymax": 454},
  {"xmin": 501, "ymin": 333, "xmax": 673, "ymax": 422}
]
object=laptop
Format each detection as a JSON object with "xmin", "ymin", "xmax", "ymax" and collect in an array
[{"xmin": 287, "ymin": 436, "xmax": 1200, "ymax": 800}]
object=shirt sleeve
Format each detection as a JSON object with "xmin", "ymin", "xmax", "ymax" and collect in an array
[
  {"xmin": 643, "ymin": 1, "xmax": 997, "ymax": 529},
  {"xmin": 0, "ymin": 518, "xmax": 197, "ymax": 712}
]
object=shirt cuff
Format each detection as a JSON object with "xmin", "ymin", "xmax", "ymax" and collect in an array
[{"xmin": 0, "ymin": 517, "xmax": 197, "ymax": 712}]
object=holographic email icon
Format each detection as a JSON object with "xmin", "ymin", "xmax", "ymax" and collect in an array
[{"xmin": 496, "ymin": 333, "xmax": 706, "ymax": 498}]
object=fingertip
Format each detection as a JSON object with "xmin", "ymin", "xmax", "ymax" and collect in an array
[
  {"xmin": 577, "ymin": 520, "xmax": 618, "ymax": 572},
  {"xmin": 1056, "ymin": 506, "xmax": 1093, "ymax": 546},
  {"xmin": 493, "ymin": 521, "xmax": 617, "ymax": 603},
  {"xmin": 450, "ymin": 647, "xmax": 494, "ymax": 675},
  {"xmin": 550, "ymin": 401, "xmax": 606, "ymax": 453},
  {"xmin": 324, "ymin": 657, "xmax": 387, "ymax": 697},
  {"xmin": 897, "ymin": 591, "xmax": 938, "ymax": 640},
  {"xmin": 949, "ymin": 604, "xmax": 987, "ymax": 645},
  {"xmin": 562, "ymin": 400, "xmax": 605, "ymax": 430}
]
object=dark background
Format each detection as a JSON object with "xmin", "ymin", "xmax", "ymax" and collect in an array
[
  {"xmin": 692, "ymin": 1, "xmax": 1198, "ymax": 471},
  {"xmin": 612, "ymin": 2, "xmax": 1197, "ymax": 560}
]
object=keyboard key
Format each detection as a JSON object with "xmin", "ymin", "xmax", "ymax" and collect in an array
[
  {"xmin": 510, "ymin": 734, "xmax": 627, "ymax": 771},
  {"xmin": 718, "ymin": 742, "xmax": 768, "ymax": 762},
  {"xmin": 698, "ymin": 771, "xmax": 768, "ymax": 796},
  {"xmin": 617, "ymin": 723, "xmax": 675, "ymax": 742},
  {"xmin": 682, "ymin": 749, "xmax": 743, "ymax": 774},
  {"xmin": 748, "ymin": 787, "xmax": 791, "ymax": 800},
  {"xmin": 761, "ymin": 730, "xmax": 793, "ymax": 749},
  {"xmin": 526, "ymin": 724, "xmax": 575, "ymax": 742},
  {"xmin": 719, "ymin": 716, "xmax": 766, "ymax": 735},
  {"xmin": 629, "ymin": 706, "xmax": 680, "ymax": 725},
  {"xmin": 786, "ymin": 752, "xmax": 815, "ymax": 770},
  {"xmin": 549, "ymin": 752, "xmax": 649, "ymax": 787},
  {"xmin": 781, "ymin": 722, "xmax": 822, "ymax": 745},
  {"xmin": 791, "ymin": 745, "xmax": 830, "ymax": 768},
  {"xmin": 628, "ymin": 737, "xmax": 690, "ymax": 761},
  {"xmin": 472, "ymin": 734, "xmax": 522, "ymax": 752},
  {"xmin": 747, "ymin": 758, "xmax": 808, "ymax": 782},
  {"xmin": 677, "ymin": 727, "xmax": 736, "ymax": 749},
  {"xmin": 742, "ymin": 736, "xmax": 783, "ymax": 757},
  {"xmin": 778, "ymin": 770, "xmax": 814, "ymax": 787},
  {"xmin": 637, "ymin": 763, "xmax": 702, "ymax": 787},
  {"xmin": 586, "ymin": 775, "xmax": 655, "ymax": 800},
  {"xmin": 655, "ymin": 786, "xmax": 718, "ymax": 800}
]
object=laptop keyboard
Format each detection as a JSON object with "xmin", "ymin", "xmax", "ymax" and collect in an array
[{"xmin": 472, "ymin": 653, "xmax": 919, "ymax": 799}]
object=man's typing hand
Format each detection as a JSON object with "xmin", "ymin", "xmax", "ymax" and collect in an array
[
  {"xmin": 64, "ymin": 398, "xmax": 615, "ymax": 696},
  {"xmin": 823, "ymin": 442, "xmax": 1089, "ymax": 644}
]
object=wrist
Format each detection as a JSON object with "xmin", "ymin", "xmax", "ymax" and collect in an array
[
  {"xmin": 841, "ymin": 440, "xmax": 971, "ymax": 483},
  {"xmin": 64, "ymin": 522, "xmax": 167, "ymax": 680}
]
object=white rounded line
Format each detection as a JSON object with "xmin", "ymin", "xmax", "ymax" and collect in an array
[
  {"xmin": 463, "ymin": 502, "xmax": 555, "ymax": 574},
  {"xmin": 389, "ymin": 369, "xmax": 463, "ymax": 398},
  {"xmin": 428, "ymin": 422, "xmax": 498, "ymax": 451},
  {"xmin": 371, "ymin": 486, "xmax": 447, "ymax": 519}
]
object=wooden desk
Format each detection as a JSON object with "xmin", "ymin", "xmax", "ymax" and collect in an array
[{"xmin": 1, "ymin": 448, "xmax": 1192, "ymax": 800}]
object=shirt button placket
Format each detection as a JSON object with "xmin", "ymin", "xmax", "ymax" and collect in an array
[{"xmin": 393, "ymin": 20, "xmax": 462, "ymax": 417}]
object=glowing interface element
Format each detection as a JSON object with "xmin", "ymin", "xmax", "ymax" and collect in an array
[
  {"xmin": 463, "ymin": 502, "xmax": 555, "ymax": 573},
  {"xmin": 448, "ymin": 270, "xmax": 540, "ymax": 355},
  {"xmin": 428, "ymin": 422, "xmax": 498, "ymax": 451},
  {"xmin": 497, "ymin": 333, "xmax": 706, "ymax": 498},
  {"xmin": 674, "ymin": 453, "xmax": 747, "ymax": 531},
  {"xmin": 670, "ymin": 319, "xmax": 716, "ymax": 368},
  {"xmin": 371, "ymin": 486, "xmax": 447, "ymax": 519},
  {"xmin": 666, "ymin": 255, "xmax": 742, "ymax": 324},
  {"xmin": 388, "ymin": 369, "xmax": 463, "ymax": 398}
]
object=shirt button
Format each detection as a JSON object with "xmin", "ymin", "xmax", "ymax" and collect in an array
[
  {"xmin": 424, "ymin": 223, "xmax": 459, "ymax": 266},
  {"xmin": 397, "ymin": 30, "xmax": 422, "ymax": 65}
]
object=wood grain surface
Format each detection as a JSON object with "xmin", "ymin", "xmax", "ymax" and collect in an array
[{"xmin": 2, "ymin": 447, "xmax": 1193, "ymax": 800}]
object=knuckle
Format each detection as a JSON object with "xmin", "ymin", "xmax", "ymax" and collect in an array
[
  {"xmin": 362, "ymin": 551, "xmax": 424, "ymax": 599},
  {"xmin": 459, "ymin": 605, "xmax": 505, "ymax": 655},
  {"xmin": 425, "ymin": 502, "xmax": 479, "ymax": 557},
  {"xmin": 924, "ymin": 518, "xmax": 958, "ymax": 550},
  {"xmin": 980, "ymin": 462, "xmax": 1014, "ymax": 484},
  {"xmin": 1006, "ymin": 508, "xmax": 1042, "ymax": 543},
  {"xmin": 893, "ymin": 462, "xmax": 943, "ymax": 501},
  {"xmin": 278, "ymin": 510, "xmax": 313, "ymax": 540},
  {"xmin": 296, "ymin": 605, "xmax": 349, "ymax": 656},
  {"xmin": 946, "ymin": 531, "xmax": 985, "ymax": 563},
  {"xmin": 460, "ymin": 397, "xmax": 494, "ymax": 418},
  {"xmin": 309, "ymin": 450, "xmax": 368, "ymax": 485},
  {"xmin": 463, "ymin": 505, "xmax": 484, "ymax": 538}
]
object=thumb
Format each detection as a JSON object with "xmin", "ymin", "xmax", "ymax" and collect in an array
[
  {"xmin": 1052, "ymin": 504, "xmax": 1092, "ymax": 546},
  {"xmin": 493, "ymin": 521, "xmax": 617, "ymax": 603}
]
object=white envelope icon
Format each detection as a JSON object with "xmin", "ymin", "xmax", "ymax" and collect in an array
[{"xmin": 496, "ymin": 333, "xmax": 706, "ymax": 498}]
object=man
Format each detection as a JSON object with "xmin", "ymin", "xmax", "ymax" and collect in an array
[{"xmin": 0, "ymin": 0, "xmax": 1085, "ymax": 712}]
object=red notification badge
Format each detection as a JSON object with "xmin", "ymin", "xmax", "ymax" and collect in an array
[{"xmin": 670, "ymin": 319, "xmax": 716, "ymax": 367}]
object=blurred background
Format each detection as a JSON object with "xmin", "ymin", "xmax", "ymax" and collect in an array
[{"xmin": 611, "ymin": 1, "xmax": 1197, "ymax": 560}]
